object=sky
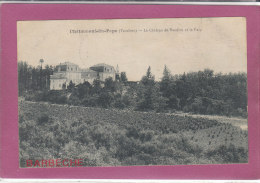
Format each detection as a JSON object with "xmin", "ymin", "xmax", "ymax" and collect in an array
[{"xmin": 17, "ymin": 17, "xmax": 247, "ymax": 81}]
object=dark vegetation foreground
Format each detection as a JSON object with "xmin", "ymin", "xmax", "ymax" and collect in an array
[{"xmin": 19, "ymin": 101, "xmax": 248, "ymax": 167}]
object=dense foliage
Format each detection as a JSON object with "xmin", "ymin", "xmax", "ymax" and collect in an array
[
  {"xmin": 19, "ymin": 101, "xmax": 248, "ymax": 167},
  {"xmin": 18, "ymin": 61, "xmax": 247, "ymax": 117},
  {"xmin": 18, "ymin": 61, "xmax": 54, "ymax": 95}
]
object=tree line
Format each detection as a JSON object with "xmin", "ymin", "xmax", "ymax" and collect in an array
[
  {"xmin": 18, "ymin": 61, "xmax": 247, "ymax": 117},
  {"xmin": 18, "ymin": 61, "xmax": 54, "ymax": 94}
]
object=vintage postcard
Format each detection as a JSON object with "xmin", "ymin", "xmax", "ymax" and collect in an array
[{"xmin": 17, "ymin": 17, "xmax": 248, "ymax": 168}]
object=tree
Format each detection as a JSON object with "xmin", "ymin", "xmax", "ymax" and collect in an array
[
  {"xmin": 18, "ymin": 61, "xmax": 29, "ymax": 95},
  {"xmin": 120, "ymin": 72, "xmax": 128, "ymax": 83},
  {"xmin": 141, "ymin": 66, "xmax": 154, "ymax": 85},
  {"xmin": 137, "ymin": 66, "xmax": 158, "ymax": 111},
  {"xmin": 98, "ymin": 91, "xmax": 114, "ymax": 108},
  {"xmin": 18, "ymin": 61, "xmax": 54, "ymax": 93},
  {"xmin": 93, "ymin": 79, "xmax": 102, "ymax": 94},
  {"xmin": 67, "ymin": 81, "xmax": 75, "ymax": 92},
  {"xmin": 77, "ymin": 81, "xmax": 92, "ymax": 99},
  {"xmin": 162, "ymin": 65, "xmax": 171, "ymax": 80},
  {"xmin": 39, "ymin": 59, "xmax": 44, "ymax": 90},
  {"xmin": 104, "ymin": 77, "xmax": 116, "ymax": 92},
  {"xmin": 159, "ymin": 65, "xmax": 180, "ymax": 110},
  {"xmin": 44, "ymin": 65, "xmax": 53, "ymax": 90},
  {"xmin": 160, "ymin": 65, "xmax": 171, "ymax": 94},
  {"xmin": 175, "ymin": 73, "xmax": 192, "ymax": 109}
]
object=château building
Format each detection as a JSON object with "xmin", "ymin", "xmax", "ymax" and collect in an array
[{"xmin": 50, "ymin": 62, "xmax": 119, "ymax": 90}]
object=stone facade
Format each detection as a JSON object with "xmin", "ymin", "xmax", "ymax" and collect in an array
[{"xmin": 50, "ymin": 62, "xmax": 118, "ymax": 90}]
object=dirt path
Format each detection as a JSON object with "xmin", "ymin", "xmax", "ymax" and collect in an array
[{"xmin": 171, "ymin": 112, "xmax": 248, "ymax": 130}]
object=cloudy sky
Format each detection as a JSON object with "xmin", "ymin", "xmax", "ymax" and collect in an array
[{"xmin": 17, "ymin": 17, "xmax": 247, "ymax": 81}]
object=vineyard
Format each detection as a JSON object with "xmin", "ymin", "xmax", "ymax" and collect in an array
[{"xmin": 19, "ymin": 100, "xmax": 248, "ymax": 167}]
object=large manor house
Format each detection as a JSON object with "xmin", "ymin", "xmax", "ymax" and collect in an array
[{"xmin": 50, "ymin": 62, "xmax": 119, "ymax": 90}]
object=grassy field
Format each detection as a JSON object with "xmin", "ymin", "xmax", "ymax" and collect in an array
[{"xmin": 19, "ymin": 100, "xmax": 248, "ymax": 167}]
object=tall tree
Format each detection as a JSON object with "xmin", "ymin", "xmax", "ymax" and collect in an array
[
  {"xmin": 137, "ymin": 66, "xmax": 158, "ymax": 110},
  {"xmin": 160, "ymin": 65, "xmax": 179, "ymax": 109},
  {"xmin": 39, "ymin": 59, "xmax": 44, "ymax": 90},
  {"xmin": 160, "ymin": 65, "xmax": 172, "ymax": 97},
  {"xmin": 120, "ymin": 72, "xmax": 128, "ymax": 83}
]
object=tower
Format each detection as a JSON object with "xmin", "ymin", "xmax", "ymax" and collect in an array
[{"xmin": 115, "ymin": 64, "xmax": 120, "ymax": 81}]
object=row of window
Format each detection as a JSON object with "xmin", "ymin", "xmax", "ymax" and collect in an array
[
  {"xmin": 67, "ymin": 66, "xmax": 78, "ymax": 71},
  {"xmin": 104, "ymin": 67, "xmax": 113, "ymax": 72}
]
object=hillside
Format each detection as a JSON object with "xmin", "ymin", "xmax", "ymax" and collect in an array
[{"xmin": 19, "ymin": 100, "xmax": 248, "ymax": 167}]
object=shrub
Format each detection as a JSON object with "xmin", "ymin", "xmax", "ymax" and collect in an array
[
  {"xmin": 37, "ymin": 113, "xmax": 50, "ymax": 125},
  {"xmin": 98, "ymin": 92, "xmax": 114, "ymax": 108},
  {"xmin": 154, "ymin": 96, "xmax": 168, "ymax": 112},
  {"xmin": 206, "ymin": 144, "xmax": 248, "ymax": 163},
  {"xmin": 139, "ymin": 130, "xmax": 154, "ymax": 142},
  {"xmin": 41, "ymin": 90, "xmax": 67, "ymax": 104},
  {"xmin": 82, "ymin": 95, "xmax": 99, "ymax": 107},
  {"xmin": 121, "ymin": 94, "xmax": 134, "ymax": 107},
  {"xmin": 68, "ymin": 95, "xmax": 81, "ymax": 106},
  {"xmin": 114, "ymin": 98, "xmax": 126, "ymax": 109},
  {"xmin": 167, "ymin": 95, "xmax": 180, "ymax": 110},
  {"xmin": 126, "ymin": 126, "xmax": 140, "ymax": 139}
]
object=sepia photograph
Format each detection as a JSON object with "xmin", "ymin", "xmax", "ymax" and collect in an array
[{"xmin": 17, "ymin": 17, "xmax": 248, "ymax": 168}]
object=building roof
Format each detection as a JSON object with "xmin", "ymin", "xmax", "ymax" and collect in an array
[
  {"xmin": 90, "ymin": 63, "xmax": 114, "ymax": 68},
  {"xmin": 60, "ymin": 62, "xmax": 79, "ymax": 66}
]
